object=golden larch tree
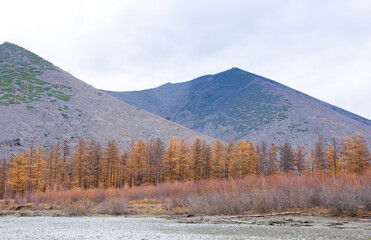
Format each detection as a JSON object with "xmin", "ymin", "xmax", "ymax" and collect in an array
[
  {"xmin": 211, "ymin": 139, "xmax": 226, "ymax": 179},
  {"xmin": 86, "ymin": 139, "xmax": 101, "ymax": 188},
  {"xmin": 247, "ymin": 141, "xmax": 260, "ymax": 175},
  {"xmin": 8, "ymin": 153, "xmax": 26, "ymax": 193},
  {"xmin": 105, "ymin": 140, "xmax": 121, "ymax": 188},
  {"xmin": 128, "ymin": 138, "xmax": 149, "ymax": 186},
  {"xmin": 35, "ymin": 142, "xmax": 47, "ymax": 191},
  {"xmin": 24, "ymin": 144, "xmax": 36, "ymax": 192},
  {"xmin": 225, "ymin": 141, "xmax": 238, "ymax": 178},
  {"xmin": 237, "ymin": 140, "xmax": 249, "ymax": 176},
  {"xmin": 72, "ymin": 138, "xmax": 87, "ymax": 188},
  {"xmin": 342, "ymin": 136, "xmax": 370, "ymax": 174},
  {"xmin": 163, "ymin": 136, "xmax": 180, "ymax": 182},
  {"xmin": 178, "ymin": 138, "xmax": 191, "ymax": 181}
]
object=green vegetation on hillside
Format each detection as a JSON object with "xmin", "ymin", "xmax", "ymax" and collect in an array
[
  {"xmin": 183, "ymin": 83, "xmax": 291, "ymax": 135},
  {"xmin": 0, "ymin": 42, "xmax": 72, "ymax": 106},
  {"xmin": 207, "ymin": 85, "xmax": 290, "ymax": 133},
  {"xmin": 288, "ymin": 122, "xmax": 308, "ymax": 132}
]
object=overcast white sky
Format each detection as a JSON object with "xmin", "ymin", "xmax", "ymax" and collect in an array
[{"xmin": 1, "ymin": 0, "xmax": 370, "ymax": 119}]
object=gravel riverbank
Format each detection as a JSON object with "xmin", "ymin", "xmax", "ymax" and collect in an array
[{"xmin": 0, "ymin": 215, "xmax": 370, "ymax": 239}]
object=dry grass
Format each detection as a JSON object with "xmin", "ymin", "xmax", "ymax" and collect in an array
[{"xmin": 1, "ymin": 169, "xmax": 370, "ymax": 216}]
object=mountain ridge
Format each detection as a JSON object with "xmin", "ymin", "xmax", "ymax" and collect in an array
[
  {"xmin": 105, "ymin": 67, "xmax": 371, "ymax": 149},
  {"xmin": 153, "ymin": 67, "xmax": 370, "ymax": 125},
  {"xmin": 0, "ymin": 42, "xmax": 213, "ymax": 158}
]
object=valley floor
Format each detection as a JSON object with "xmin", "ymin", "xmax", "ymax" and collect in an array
[{"xmin": 0, "ymin": 215, "xmax": 369, "ymax": 240}]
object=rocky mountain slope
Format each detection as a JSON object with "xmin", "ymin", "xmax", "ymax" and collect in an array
[
  {"xmin": 106, "ymin": 68, "xmax": 371, "ymax": 149},
  {"xmin": 0, "ymin": 42, "xmax": 212, "ymax": 158}
]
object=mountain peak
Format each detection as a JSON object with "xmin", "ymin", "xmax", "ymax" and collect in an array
[
  {"xmin": 215, "ymin": 67, "xmax": 254, "ymax": 77},
  {"xmin": 0, "ymin": 41, "xmax": 17, "ymax": 47},
  {"xmin": 0, "ymin": 42, "xmax": 62, "ymax": 106},
  {"xmin": 208, "ymin": 67, "xmax": 262, "ymax": 85},
  {"xmin": 228, "ymin": 67, "xmax": 244, "ymax": 72},
  {"xmin": 0, "ymin": 42, "xmax": 53, "ymax": 69},
  {"xmin": 216, "ymin": 67, "xmax": 247, "ymax": 75},
  {"xmin": 0, "ymin": 41, "xmax": 28, "ymax": 54}
]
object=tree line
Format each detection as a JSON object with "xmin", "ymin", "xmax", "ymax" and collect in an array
[{"xmin": 0, "ymin": 135, "xmax": 370, "ymax": 197}]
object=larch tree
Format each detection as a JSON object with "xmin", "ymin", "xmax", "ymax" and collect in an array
[
  {"xmin": 267, "ymin": 143, "xmax": 278, "ymax": 175},
  {"xmin": 100, "ymin": 142, "xmax": 109, "ymax": 187},
  {"xmin": 237, "ymin": 140, "xmax": 249, "ymax": 177},
  {"xmin": 247, "ymin": 141, "xmax": 260, "ymax": 175},
  {"xmin": 342, "ymin": 136, "xmax": 370, "ymax": 174},
  {"xmin": 147, "ymin": 139, "xmax": 157, "ymax": 184},
  {"xmin": 178, "ymin": 138, "xmax": 191, "ymax": 181},
  {"xmin": 294, "ymin": 145, "xmax": 306, "ymax": 174},
  {"xmin": 163, "ymin": 136, "xmax": 180, "ymax": 182},
  {"xmin": 24, "ymin": 143, "xmax": 36, "ymax": 192},
  {"xmin": 0, "ymin": 159, "xmax": 8, "ymax": 198},
  {"xmin": 257, "ymin": 141, "xmax": 268, "ymax": 176},
  {"xmin": 72, "ymin": 138, "xmax": 87, "ymax": 188},
  {"xmin": 148, "ymin": 138, "xmax": 165, "ymax": 185},
  {"xmin": 128, "ymin": 138, "xmax": 149, "ymax": 186},
  {"xmin": 326, "ymin": 138, "xmax": 341, "ymax": 176},
  {"xmin": 191, "ymin": 138, "xmax": 203, "ymax": 181},
  {"xmin": 35, "ymin": 142, "xmax": 47, "ymax": 191},
  {"xmin": 8, "ymin": 153, "xmax": 26, "ymax": 193},
  {"xmin": 52, "ymin": 141, "xmax": 62, "ymax": 188},
  {"xmin": 238, "ymin": 140, "xmax": 260, "ymax": 176},
  {"xmin": 61, "ymin": 140, "xmax": 71, "ymax": 189},
  {"xmin": 225, "ymin": 141, "xmax": 238, "ymax": 178},
  {"xmin": 279, "ymin": 141, "xmax": 295, "ymax": 172},
  {"xmin": 115, "ymin": 142, "xmax": 125, "ymax": 188},
  {"xmin": 86, "ymin": 139, "xmax": 101, "ymax": 188},
  {"xmin": 201, "ymin": 141, "xmax": 212, "ymax": 179},
  {"xmin": 46, "ymin": 146, "xmax": 54, "ymax": 189},
  {"xmin": 105, "ymin": 140, "xmax": 121, "ymax": 188},
  {"xmin": 211, "ymin": 139, "xmax": 226, "ymax": 179},
  {"xmin": 311, "ymin": 134, "xmax": 328, "ymax": 172},
  {"xmin": 120, "ymin": 151, "xmax": 129, "ymax": 187}
]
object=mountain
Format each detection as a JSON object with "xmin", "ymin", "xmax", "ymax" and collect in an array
[
  {"xmin": 105, "ymin": 68, "xmax": 371, "ymax": 149},
  {"xmin": 0, "ymin": 42, "xmax": 212, "ymax": 158}
]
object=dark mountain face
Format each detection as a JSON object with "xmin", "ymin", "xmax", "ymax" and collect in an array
[
  {"xmin": 0, "ymin": 42, "xmax": 212, "ymax": 158},
  {"xmin": 106, "ymin": 68, "xmax": 371, "ymax": 149}
]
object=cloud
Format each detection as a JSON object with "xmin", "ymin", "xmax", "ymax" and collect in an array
[{"xmin": 1, "ymin": 0, "xmax": 371, "ymax": 119}]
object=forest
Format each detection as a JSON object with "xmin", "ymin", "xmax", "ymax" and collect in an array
[
  {"xmin": 0, "ymin": 135, "xmax": 370, "ymax": 216},
  {"xmin": 1, "ymin": 135, "xmax": 370, "ymax": 194}
]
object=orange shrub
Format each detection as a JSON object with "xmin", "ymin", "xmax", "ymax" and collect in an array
[
  {"xmin": 2, "ymin": 169, "xmax": 370, "ymax": 216},
  {"xmin": 85, "ymin": 188, "xmax": 106, "ymax": 204},
  {"xmin": 66, "ymin": 188, "xmax": 85, "ymax": 203}
]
